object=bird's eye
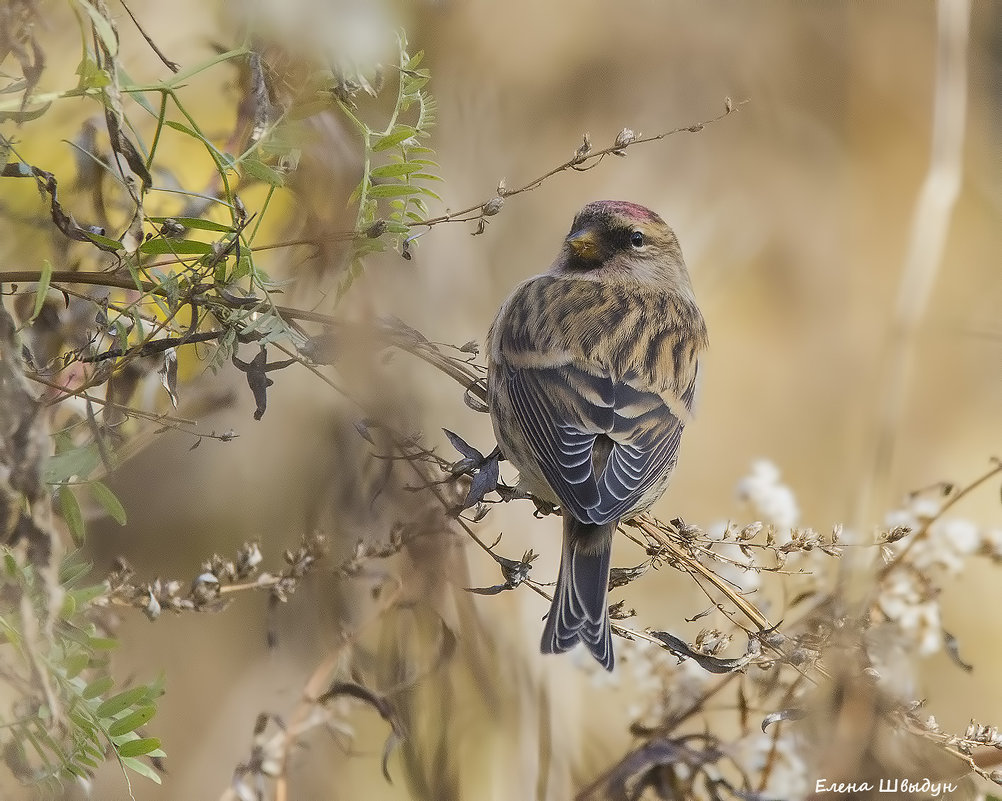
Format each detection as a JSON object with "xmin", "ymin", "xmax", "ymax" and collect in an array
[{"xmin": 630, "ymin": 230, "xmax": 645, "ymax": 248}]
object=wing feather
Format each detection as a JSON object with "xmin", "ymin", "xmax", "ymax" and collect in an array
[{"xmin": 503, "ymin": 362, "xmax": 689, "ymax": 524}]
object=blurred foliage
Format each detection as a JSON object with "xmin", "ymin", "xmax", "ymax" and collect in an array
[{"xmin": 0, "ymin": 551, "xmax": 165, "ymax": 791}]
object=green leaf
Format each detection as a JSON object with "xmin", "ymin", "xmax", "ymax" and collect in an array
[
  {"xmin": 97, "ymin": 687, "xmax": 150, "ymax": 720},
  {"xmin": 88, "ymin": 482, "xmax": 127, "ymax": 525},
  {"xmin": 108, "ymin": 706, "xmax": 156, "ymax": 736},
  {"xmin": 89, "ymin": 636, "xmax": 119, "ymax": 650},
  {"xmin": 120, "ymin": 755, "xmax": 163, "ymax": 783},
  {"xmin": 75, "ymin": 56, "xmax": 110, "ymax": 90},
  {"xmin": 70, "ymin": 581, "xmax": 110, "ymax": 607},
  {"xmin": 404, "ymin": 50, "xmax": 424, "ymax": 70},
  {"xmin": 44, "ymin": 443, "xmax": 101, "ymax": 484},
  {"xmin": 347, "ymin": 178, "xmax": 365, "ymax": 206},
  {"xmin": 138, "ymin": 238, "xmax": 213, "ymax": 256},
  {"xmin": 59, "ymin": 554, "xmax": 92, "ymax": 585},
  {"xmin": 368, "ymin": 184, "xmax": 422, "ymax": 198},
  {"xmin": 58, "ymin": 486, "xmax": 85, "ymax": 544},
  {"xmin": 74, "ymin": 753, "xmax": 101, "ymax": 769},
  {"xmin": 241, "ymin": 157, "xmax": 285, "ymax": 187},
  {"xmin": 402, "ymin": 75, "xmax": 429, "ymax": 93},
  {"xmin": 130, "ymin": 310, "xmax": 146, "ymax": 340},
  {"xmin": 118, "ymin": 66, "xmax": 157, "ymax": 116},
  {"xmin": 163, "ymin": 120, "xmax": 201, "ymax": 140},
  {"xmin": 74, "ymin": 0, "xmax": 118, "ymax": 57},
  {"xmin": 59, "ymin": 592, "xmax": 76, "ymax": 619},
  {"xmin": 117, "ymin": 737, "xmax": 161, "ymax": 758},
  {"xmin": 372, "ymin": 126, "xmax": 417, "ymax": 152},
  {"xmin": 148, "ymin": 216, "xmax": 235, "ymax": 233},
  {"xmin": 82, "ymin": 675, "xmax": 115, "ymax": 700},
  {"xmin": 369, "ymin": 163, "xmax": 424, "ymax": 179},
  {"xmin": 83, "ymin": 231, "xmax": 124, "ymax": 251},
  {"xmin": 230, "ymin": 254, "xmax": 252, "ymax": 282},
  {"xmin": 30, "ymin": 260, "xmax": 52, "ymax": 322},
  {"xmin": 64, "ymin": 652, "xmax": 90, "ymax": 680},
  {"xmin": 0, "ymin": 102, "xmax": 51, "ymax": 123}
]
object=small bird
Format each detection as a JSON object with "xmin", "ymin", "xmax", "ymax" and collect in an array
[{"xmin": 487, "ymin": 200, "xmax": 708, "ymax": 670}]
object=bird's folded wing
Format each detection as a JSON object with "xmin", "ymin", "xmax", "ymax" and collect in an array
[{"xmin": 504, "ymin": 363, "xmax": 689, "ymax": 525}]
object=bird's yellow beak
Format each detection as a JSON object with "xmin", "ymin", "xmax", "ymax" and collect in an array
[{"xmin": 566, "ymin": 229, "xmax": 599, "ymax": 259}]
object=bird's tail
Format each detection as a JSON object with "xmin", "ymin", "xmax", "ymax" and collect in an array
[{"xmin": 541, "ymin": 517, "xmax": 616, "ymax": 671}]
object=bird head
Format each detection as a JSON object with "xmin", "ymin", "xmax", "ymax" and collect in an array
[{"xmin": 555, "ymin": 200, "xmax": 690, "ymax": 288}]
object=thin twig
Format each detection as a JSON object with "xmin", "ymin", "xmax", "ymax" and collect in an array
[{"xmin": 118, "ymin": 0, "xmax": 180, "ymax": 72}]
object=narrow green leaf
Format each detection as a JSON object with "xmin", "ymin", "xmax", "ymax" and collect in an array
[
  {"xmin": 150, "ymin": 293, "xmax": 171, "ymax": 318},
  {"xmin": 45, "ymin": 442, "xmax": 100, "ymax": 484},
  {"xmin": 0, "ymin": 102, "xmax": 51, "ymax": 123},
  {"xmin": 88, "ymin": 482, "xmax": 127, "ymax": 525},
  {"xmin": 89, "ymin": 636, "xmax": 119, "ymax": 650},
  {"xmin": 120, "ymin": 754, "xmax": 163, "ymax": 783},
  {"xmin": 97, "ymin": 687, "xmax": 150, "ymax": 720},
  {"xmin": 30, "ymin": 260, "xmax": 52, "ymax": 322},
  {"xmin": 82, "ymin": 675, "xmax": 114, "ymax": 700},
  {"xmin": 372, "ymin": 127, "xmax": 417, "ymax": 152},
  {"xmin": 117, "ymin": 737, "xmax": 162, "ymax": 758},
  {"xmin": 163, "ymin": 120, "xmax": 201, "ymax": 139},
  {"xmin": 75, "ymin": 57, "xmax": 110, "ymax": 90},
  {"xmin": 59, "ymin": 555, "xmax": 91, "ymax": 585},
  {"xmin": 231, "ymin": 254, "xmax": 252, "ymax": 282},
  {"xmin": 368, "ymin": 184, "xmax": 422, "ymax": 198},
  {"xmin": 347, "ymin": 178, "xmax": 365, "ymax": 206},
  {"xmin": 369, "ymin": 163, "xmax": 423, "ymax": 179},
  {"xmin": 60, "ymin": 592, "xmax": 76, "ymax": 619},
  {"xmin": 83, "ymin": 232, "xmax": 125, "ymax": 251},
  {"xmin": 241, "ymin": 158, "xmax": 285, "ymax": 187},
  {"xmin": 112, "ymin": 318, "xmax": 129, "ymax": 356},
  {"xmin": 402, "ymin": 75, "xmax": 430, "ymax": 93},
  {"xmin": 108, "ymin": 706, "xmax": 156, "ymax": 736},
  {"xmin": 70, "ymin": 582, "xmax": 109, "ymax": 607},
  {"xmin": 74, "ymin": 0, "xmax": 118, "ymax": 57},
  {"xmin": 58, "ymin": 486, "xmax": 85, "ymax": 544},
  {"xmin": 118, "ymin": 66, "xmax": 157, "ymax": 116},
  {"xmin": 148, "ymin": 216, "xmax": 235, "ymax": 233},
  {"xmin": 64, "ymin": 761, "xmax": 91, "ymax": 778},
  {"xmin": 64, "ymin": 652, "xmax": 90, "ymax": 679},
  {"xmin": 130, "ymin": 310, "xmax": 146, "ymax": 340},
  {"xmin": 138, "ymin": 238, "xmax": 213, "ymax": 256}
]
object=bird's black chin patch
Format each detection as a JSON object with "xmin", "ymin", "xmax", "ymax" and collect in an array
[{"xmin": 565, "ymin": 250, "xmax": 605, "ymax": 272}]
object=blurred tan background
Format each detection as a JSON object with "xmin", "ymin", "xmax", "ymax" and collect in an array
[{"xmin": 3, "ymin": 0, "xmax": 1001, "ymax": 798}]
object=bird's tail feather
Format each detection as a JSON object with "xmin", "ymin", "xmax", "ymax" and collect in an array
[{"xmin": 541, "ymin": 517, "xmax": 615, "ymax": 671}]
